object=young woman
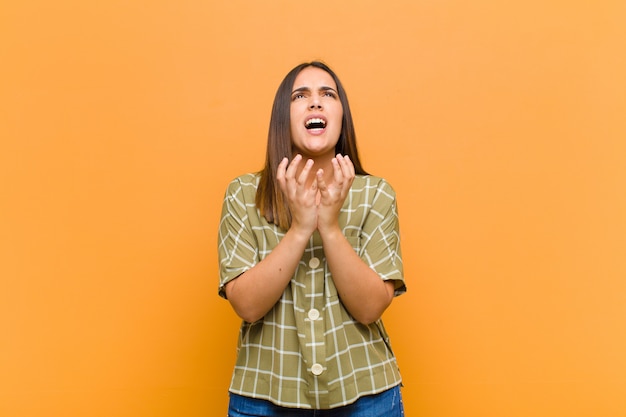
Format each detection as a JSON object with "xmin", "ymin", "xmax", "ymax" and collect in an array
[{"xmin": 218, "ymin": 61, "xmax": 406, "ymax": 416}]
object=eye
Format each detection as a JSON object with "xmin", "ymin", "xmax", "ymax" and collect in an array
[
  {"xmin": 292, "ymin": 93, "xmax": 305, "ymax": 101},
  {"xmin": 323, "ymin": 90, "xmax": 337, "ymax": 99}
]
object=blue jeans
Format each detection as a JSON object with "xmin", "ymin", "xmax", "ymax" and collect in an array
[{"xmin": 228, "ymin": 385, "xmax": 404, "ymax": 417}]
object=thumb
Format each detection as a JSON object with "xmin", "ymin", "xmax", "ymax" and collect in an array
[
  {"xmin": 315, "ymin": 169, "xmax": 326, "ymax": 191},
  {"xmin": 311, "ymin": 169, "xmax": 323, "ymax": 190}
]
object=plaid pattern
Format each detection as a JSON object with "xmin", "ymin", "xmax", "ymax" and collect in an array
[{"xmin": 218, "ymin": 173, "xmax": 406, "ymax": 409}]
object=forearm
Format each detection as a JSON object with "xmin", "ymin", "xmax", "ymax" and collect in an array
[
  {"xmin": 224, "ymin": 228, "xmax": 310, "ymax": 322},
  {"xmin": 320, "ymin": 228, "xmax": 394, "ymax": 325}
]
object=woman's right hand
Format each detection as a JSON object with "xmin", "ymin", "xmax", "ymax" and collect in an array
[{"xmin": 276, "ymin": 154, "xmax": 318, "ymax": 238}]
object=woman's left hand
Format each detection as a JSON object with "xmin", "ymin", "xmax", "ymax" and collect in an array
[{"xmin": 315, "ymin": 154, "xmax": 355, "ymax": 234}]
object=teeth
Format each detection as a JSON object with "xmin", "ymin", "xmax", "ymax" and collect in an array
[{"xmin": 305, "ymin": 118, "xmax": 326, "ymax": 128}]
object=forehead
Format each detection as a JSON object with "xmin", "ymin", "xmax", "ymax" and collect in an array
[{"xmin": 292, "ymin": 67, "xmax": 337, "ymax": 90}]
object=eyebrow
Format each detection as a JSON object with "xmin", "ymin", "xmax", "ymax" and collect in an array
[{"xmin": 291, "ymin": 86, "xmax": 338, "ymax": 94}]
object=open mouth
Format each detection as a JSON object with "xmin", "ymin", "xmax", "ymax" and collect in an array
[{"xmin": 305, "ymin": 118, "xmax": 326, "ymax": 130}]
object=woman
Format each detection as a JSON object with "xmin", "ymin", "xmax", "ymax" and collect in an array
[{"xmin": 218, "ymin": 61, "xmax": 406, "ymax": 416}]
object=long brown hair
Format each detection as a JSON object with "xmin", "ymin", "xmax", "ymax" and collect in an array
[{"xmin": 256, "ymin": 61, "xmax": 368, "ymax": 230}]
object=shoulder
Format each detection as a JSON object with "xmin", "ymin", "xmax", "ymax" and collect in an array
[
  {"xmin": 352, "ymin": 175, "xmax": 397, "ymax": 199},
  {"xmin": 226, "ymin": 172, "xmax": 260, "ymax": 187},
  {"xmin": 223, "ymin": 173, "xmax": 260, "ymax": 196}
]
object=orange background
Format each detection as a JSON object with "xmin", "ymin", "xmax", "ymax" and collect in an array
[{"xmin": 2, "ymin": 1, "xmax": 625, "ymax": 416}]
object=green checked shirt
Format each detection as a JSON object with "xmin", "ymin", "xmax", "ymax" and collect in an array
[{"xmin": 218, "ymin": 173, "xmax": 406, "ymax": 409}]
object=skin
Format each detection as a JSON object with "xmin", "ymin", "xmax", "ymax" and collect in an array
[{"xmin": 225, "ymin": 67, "xmax": 394, "ymax": 325}]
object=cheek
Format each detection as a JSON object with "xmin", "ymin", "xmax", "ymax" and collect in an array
[
  {"xmin": 334, "ymin": 112, "xmax": 344, "ymax": 130},
  {"xmin": 289, "ymin": 110, "xmax": 299, "ymax": 130},
  {"xmin": 289, "ymin": 122, "xmax": 298, "ymax": 138},
  {"xmin": 334, "ymin": 105, "xmax": 344, "ymax": 123}
]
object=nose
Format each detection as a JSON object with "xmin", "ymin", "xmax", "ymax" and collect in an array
[{"xmin": 309, "ymin": 96, "xmax": 322, "ymax": 109}]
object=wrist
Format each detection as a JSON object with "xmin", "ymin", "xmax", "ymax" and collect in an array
[
  {"xmin": 285, "ymin": 225, "xmax": 314, "ymax": 245},
  {"xmin": 318, "ymin": 224, "xmax": 343, "ymax": 243}
]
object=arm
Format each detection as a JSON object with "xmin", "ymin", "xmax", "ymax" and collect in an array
[
  {"xmin": 320, "ymin": 229, "xmax": 395, "ymax": 325},
  {"xmin": 224, "ymin": 227, "xmax": 309, "ymax": 323},
  {"xmin": 316, "ymin": 155, "xmax": 396, "ymax": 325},
  {"xmin": 224, "ymin": 155, "xmax": 318, "ymax": 322}
]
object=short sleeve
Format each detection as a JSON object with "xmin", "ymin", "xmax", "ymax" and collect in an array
[
  {"xmin": 358, "ymin": 179, "xmax": 406, "ymax": 296},
  {"xmin": 217, "ymin": 177, "xmax": 259, "ymax": 299}
]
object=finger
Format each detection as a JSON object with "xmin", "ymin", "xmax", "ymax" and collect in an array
[
  {"xmin": 277, "ymin": 157, "xmax": 288, "ymax": 176},
  {"xmin": 297, "ymin": 158, "xmax": 315, "ymax": 186},
  {"xmin": 342, "ymin": 154, "xmax": 356, "ymax": 178},
  {"xmin": 276, "ymin": 157, "xmax": 289, "ymax": 187},
  {"xmin": 335, "ymin": 154, "xmax": 352, "ymax": 179},
  {"xmin": 336, "ymin": 155, "xmax": 355, "ymax": 192},
  {"xmin": 316, "ymin": 169, "xmax": 328, "ymax": 193},
  {"xmin": 331, "ymin": 157, "xmax": 344, "ymax": 185},
  {"xmin": 285, "ymin": 154, "xmax": 302, "ymax": 181}
]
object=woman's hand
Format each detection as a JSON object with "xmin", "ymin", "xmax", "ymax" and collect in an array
[
  {"xmin": 276, "ymin": 153, "xmax": 355, "ymax": 236},
  {"xmin": 314, "ymin": 154, "xmax": 393, "ymax": 324},
  {"xmin": 316, "ymin": 154, "xmax": 355, "ymax": 234},
  {"xmin": 276, "ymin": 154, "xmax": 319, "ymax": 238}
]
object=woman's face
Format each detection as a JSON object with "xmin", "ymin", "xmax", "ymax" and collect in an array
[{"xmin": 289, "ymin": 66, "xmax": 343, "ymax": 159}]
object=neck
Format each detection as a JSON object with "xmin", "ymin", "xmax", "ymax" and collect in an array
[{"xmin": 294, "ymin": 151, "xmax": 336, "ymax": 187}]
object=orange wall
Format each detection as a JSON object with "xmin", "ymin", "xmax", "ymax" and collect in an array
[{"xmin": 2, "ymin": 1, "xmax": 625, "ymax": 416}]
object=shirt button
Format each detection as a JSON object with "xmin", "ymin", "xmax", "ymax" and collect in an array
[
  {"xmin": 308, "ymin": 257, "xmax": 320, "ymax": 269},
  {"xmin": 311, "ymin": 363, "xmax": 324, "ymax": 376},
  {"xmin": 308, "ymin": 308, "xmax": 320, "ymax": 321}
]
